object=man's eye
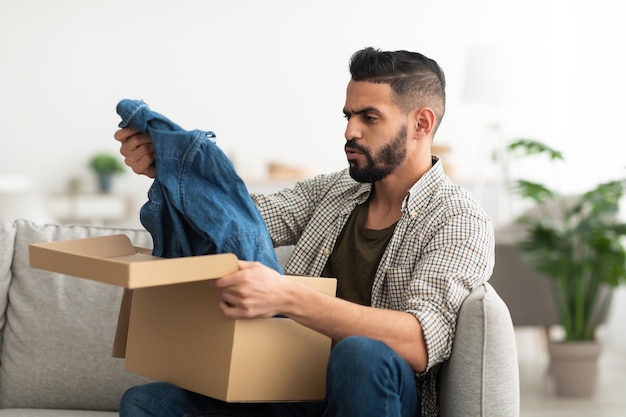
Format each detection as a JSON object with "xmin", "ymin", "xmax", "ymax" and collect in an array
[
  {"xmin": 343, "ymin": 114, "xmax": 351, "ymax": 121},
  {"xmin": 364, "ymin": 115, "xmax": 377, "ymax": 122}
]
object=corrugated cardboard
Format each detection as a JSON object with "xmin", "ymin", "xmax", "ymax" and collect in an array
[{"xmin": 29, "ymin": 234, "xmax": 336, "ymax": 402}]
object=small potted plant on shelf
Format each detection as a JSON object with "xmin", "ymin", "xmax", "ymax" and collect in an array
[
  {"xmin": 88, "ymin": 153, "xmax": 125, "ymax": 193},
  {"xmin": 504, "ymin": 138, "xmax": 626, "ymax": 397}
]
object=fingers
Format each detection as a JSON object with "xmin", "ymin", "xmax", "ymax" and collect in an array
[
  {"xmin": 114, "ymin": 128, "xmax": 156, "ymax": 178},
  {"xmin": 212, "ymin": 278, "xmax": 249, "ymax": 317},
  {"xmin": 210, "ymin": 261, "xmax": 287, "ymax": 319},
  {"xmin": 212, "ymin": 261, "xmax": 261, "ymax": 290},
  {"xmin": 113, "ymin": 127, "xmax": 139, "ymax": 142}
]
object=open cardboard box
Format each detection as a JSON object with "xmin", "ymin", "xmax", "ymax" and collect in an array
[{"xmin": 29, "ymin": 234, "xmax": 337, "ymax": 402}]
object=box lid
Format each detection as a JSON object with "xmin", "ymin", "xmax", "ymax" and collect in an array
[{"xmin": 29, "ymin": 234, "xmax": 238, "ymax": 289}]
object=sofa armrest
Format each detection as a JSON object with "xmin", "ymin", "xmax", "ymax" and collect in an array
[
  {"xmin": 0, "ymin": 221, "xmax": 16, "ymax": 353},
  {"xmin": 438, "ymin": 283, "xmax": 520, "ymax": 417}
]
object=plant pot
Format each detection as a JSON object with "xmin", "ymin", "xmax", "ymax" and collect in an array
[
  {"xmin": 548, "ymin": 340, "xmax": 602, "ymax": 397},
  {"xmin": 97, "ymin": 173, "xmax": 113, "ymax": 193}
]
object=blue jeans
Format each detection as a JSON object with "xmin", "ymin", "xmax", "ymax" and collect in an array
[
  {"xmin": 119, "ymin": 336, "xmax": 420, "ymax": 417},
  {"xmin": 116, "ymin": 99, "xmax": 282, "ymax": 273}
]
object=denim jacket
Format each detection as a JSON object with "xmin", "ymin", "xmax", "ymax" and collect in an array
[{"xmin": 116, "ymin": 99, "xmax": 282, "ymax": 273}]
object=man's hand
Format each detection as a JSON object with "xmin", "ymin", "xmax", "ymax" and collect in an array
[
  {"xmin": 114, "ymin": 127, "xmax": 156, "ymax": 178},
  {"xmin": 212, "ymin": 261, "xmax": 291, "ymax": 319}
]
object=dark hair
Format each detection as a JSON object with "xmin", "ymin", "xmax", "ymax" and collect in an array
[{"xmin": 349, "ymin": 47, "xmax": 446, "ymax": 132}]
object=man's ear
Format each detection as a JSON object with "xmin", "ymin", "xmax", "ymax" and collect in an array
[{"xmin": 412, "ymin": 107, "xmax": 436, "ymax": 137}]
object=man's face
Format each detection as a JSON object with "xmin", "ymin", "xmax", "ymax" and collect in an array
[
  {"xmin": 343, "ymin": 81, "xmax": 408, "ymax": 183},
  {"xmin": 345, "ymin": 126, "xmax": 407, "ymax": 183}
]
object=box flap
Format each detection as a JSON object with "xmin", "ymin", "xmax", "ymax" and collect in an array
[
  {"xmin": 29, "ymin": 234, "xmax": 239, "ymax": 289},
  {"xmin": 289, "ymin": 275, "xmax": 337, "ymax": 296},
  {"xmin": 32, "ymin": 233, "xmax": 137, "ymax": 257},
  {"xmin": 112, "ymin": 289, "xmax": 133, "ymax": 358}
]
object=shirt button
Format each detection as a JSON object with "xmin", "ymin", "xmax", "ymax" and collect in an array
[{"xmin": 322, "ymin": 248, "xmax": 331, "ymax": 255}]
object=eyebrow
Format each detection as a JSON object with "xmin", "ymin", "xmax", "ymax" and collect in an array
[{"xmin": 342, "ymin": 106, "xmax": 380, "ymax": 117}]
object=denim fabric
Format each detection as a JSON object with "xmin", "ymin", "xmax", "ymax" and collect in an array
[
  {"xmin": 116, "ymin": 99, "xmax": 282, "ymax": 273},
  {"xmin": 325, "ymin": 336, "xmax": 419, "ymax": 417},
  {"xmin": 119, "ymin": 337, "xmax": 419, "ymax": 417}
]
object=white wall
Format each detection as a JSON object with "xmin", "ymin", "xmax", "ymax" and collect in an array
[{"xmin": 0, "ymin": 0, "xmax": 624, "ymax": 219}]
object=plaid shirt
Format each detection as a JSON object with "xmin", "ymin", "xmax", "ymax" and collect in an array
[{"xmin": 251, "ymin": 158, "xmax": 494, "ymax": 417}]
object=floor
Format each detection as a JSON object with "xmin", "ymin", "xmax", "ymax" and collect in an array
[{"xmin": 516, "ymin": 328, "xmax": 626, "ymax": 417}]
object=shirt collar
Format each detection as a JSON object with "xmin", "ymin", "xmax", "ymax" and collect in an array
[{"xmin": 402, "ymin": 156, "xmax": 445, "ymax": 213}]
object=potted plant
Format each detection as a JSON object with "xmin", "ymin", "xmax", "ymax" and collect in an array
[
  {"xmin": 504, "ymin": 138, "xmax": 626, "ymax": 397},
  {"xmin": 88, "ymin": 153, "xmax": 125, "ymax": 193}
]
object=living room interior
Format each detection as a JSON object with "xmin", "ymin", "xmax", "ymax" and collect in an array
[{"xmin": 1, "ymin": 1, "xmax": 624, "ymax": 416}]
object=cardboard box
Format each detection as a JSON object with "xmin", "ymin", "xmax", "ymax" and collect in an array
[{"xmin": 29, "ymin": 234, "xmax": 336, "ymax": 402}]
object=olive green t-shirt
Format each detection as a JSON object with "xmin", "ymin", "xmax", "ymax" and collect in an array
[{"xmin": 321, "ymin": 199, "xmax": 397, "ymax": 306}]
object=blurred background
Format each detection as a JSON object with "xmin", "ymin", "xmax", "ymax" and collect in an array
[
  {"xmin": 1, "ymin": 1, "xmax": 625, "ymax": 415},
  {"xmin": 2, "ymin": 0, "xmax": 624, "ymax": 227}
]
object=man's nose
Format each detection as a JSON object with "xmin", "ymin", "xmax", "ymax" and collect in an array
[{"xmin": 344, "ymin": 119, "xmax": 360, "ymax": 141}]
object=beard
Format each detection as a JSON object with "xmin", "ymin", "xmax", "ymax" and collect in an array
[{"xmin": 347, "ymin": 125, "xmax": 408, "ymax": 183}]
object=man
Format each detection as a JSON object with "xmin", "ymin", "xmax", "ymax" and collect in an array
[{"xmin": 115, "ymin": 47, "xmax": 495, "ymax": 417}]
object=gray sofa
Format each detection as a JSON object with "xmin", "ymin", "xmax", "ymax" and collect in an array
[{"xmin": 0, "ymin": 219, "xmax": 519, "ymax": 416}]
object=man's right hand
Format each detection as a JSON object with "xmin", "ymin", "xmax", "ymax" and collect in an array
[{"xmin": 114, "ymin": 128, "xmax": 156, "ymax": 178}]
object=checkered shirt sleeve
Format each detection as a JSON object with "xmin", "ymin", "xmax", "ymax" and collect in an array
[{"xmin": 252, "ymin": 163, "xmax": 495, "ymax": 417}]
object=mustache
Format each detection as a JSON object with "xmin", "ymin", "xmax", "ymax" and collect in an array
[{"xmin": 345, "ymin": 139, "xmax": 369, "ymax": 154}]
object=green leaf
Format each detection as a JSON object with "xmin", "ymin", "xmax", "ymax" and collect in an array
[
  {"xmin": 507, "ymin": 138, "xmax": 564, "ymax": 161},
  {"xmin": 505, "ymin": 139, "xmax": 626, "ymax": 340},
  {"xmin": 89, "ymin": 153, "xmax": 125, "ymax": 174}
]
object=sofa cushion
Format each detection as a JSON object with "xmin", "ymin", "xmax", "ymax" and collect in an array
[
  {"xmin": 274, "ymin": 245, "xmax": 294, "ymax": 269},
  {"xmin": 0, "ymin": 220, "xmax": 154, "ymax": 410},
  {"xmin": 438, "ymin": 283, "xmax": 520, "ymax": 417}
]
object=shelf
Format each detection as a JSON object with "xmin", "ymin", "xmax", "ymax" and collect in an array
[{"xmin": 46, "ymin": 193, "xmax": 132, "ymax": 225}]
